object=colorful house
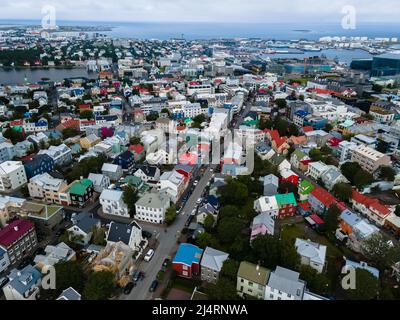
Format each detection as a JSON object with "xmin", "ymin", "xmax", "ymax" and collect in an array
[
  {"xmin": 23, "ymin": 154, "xmax": 55, "ymax": 180},
  {"xmin": 68, "ymin": 179, "xmax": 94, "ymax": 208},
  {"xmin": 280, "ymin": 169, "xmax": 299, "ymax": 187},
  {"xmin": 172, "ymin": 243, "xmax": 203, "ymax": 278},
  {"xmin": 308, "ymin": 187, "xmax": 344, "ymax": 216},
  {"xmin": 275, "ymin": 193, "xmax": 298, "ymax": 218},
  {"xmin": 298, "ymin": 179, "xmax": 315, "ymax": 202},
  {"xmin": 113, "ymin": 150, "xmax": 135, "ymax": 172},
  {"xmin": 129, "ymin": 144, "xmax": 145, "ymax": 162}
]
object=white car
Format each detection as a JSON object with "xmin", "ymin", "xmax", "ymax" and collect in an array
[
  {"xmin": 196, "ymin": 198, "xmax": 203, "ymax": 205},
  {"xmin": 144, "ymin": 249, "xmax": 155, "ymax": 262},
  {"xmin": 193, "ymin": 180, "xmax": 199, "ymax": 186}
]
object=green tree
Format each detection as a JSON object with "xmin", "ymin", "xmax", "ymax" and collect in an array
[
  {"xmin": 379, "ymin": 166, "xmax": 396, "ymax": 182},
  {"xmin": 91, "ymin": 226, "xmax": 107, "ymax": 246},
  {"xmin": 340, "ymin": 162, "xmax": 362, "ymax": 185},
  {"xmin": 229, "ymin": 235, "xmax": 252, "ymax": 262},
  {"xmin": 165, "ymin": 204, "xmax": 177, "ymax": 226},
  {"xmin": 332, "ymin": 182, "xmax": 353, "ymax": 202},
  {"xmin": 122, "ymin": 184, "xmax": 139, "ymax": 217},
  {"xmin": 372, "ymin": 84, "xmax": 383, "ymax": 93},
  {"xmin": 309, "ymin": 148, "xmax": 323, "ymax": 162},
  {"xmin": 324, "ymin": 123, "xmax": 333, "ymax": 132},
  {"xmin": 203, "ymin": 214, "xmax": 216, "ymax": 232},
  {"xmin": 220, "ymin": 259, "xmax": 240, "ymax": 282},
  {"xmin": 196, "ymin": 232, "xmax": 214, "ymax": 249},
  {"xmin": 279, "ymin": 238, "xmax": 300, "ymax": 270},
  {"xmin": 217, "ymin": 217, "xmax": 245, "ymax": 244},
  {"xmin": 62, "ymin": 127, "xmax": 80, "ymax": 139},
  {"xmin": 342, "ymin": 269, "xmax": 378, "ymax": 300},
  {"xmin": 300, "ymin": 265, "xmax": 331, "ymax": 295},
  {"xmin": 130, "ymin": 136, "xmax": 141, "ymax": 145},
  {"xmin": 324, "ymin": 205, "xmax": 341, "ymax": 236},
  {"xmin": 395, "ymin": 205, "xmax": 400, "ymax": 217},
  {"xmin": 218, "ymin": 178, "xmax": 249, "ymax": 206},
  {"xmin": 275, "ymin": 98, "xmax": 287, "ymax": 109},
  {"xmin": 251, "ymin": 235, "xmax": 280, "ymax": 269},
  {"xmin": 205, "ymin": 278, "xmax": 239, "ymax": 300},
  {"xmin": 80, "ymin": 110, "xmax": 94, "ymax": 120},
  {"xmin": 83, "ymin": 271, "xmax": 115, "ymax": 300},
  {"xmin": 353, "ymin": 170, "xmax": 373, "ymax": 190}
]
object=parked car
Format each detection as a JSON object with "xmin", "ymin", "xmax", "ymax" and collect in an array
[
  {"xmin": 196, "ymin": 198, "xmax": 203, "ymax": 205},
  {"xmin": 144, "ymin": 249, "xmax": 155, "ymax": 262},
  {"xmin": 193, "ymin": 180, "xmax": 199, "ymax": 186},
  {"xmin": 149, "ymin": 280, "xmax": 159, "ymax": 292},
  {"xmin": 142, "ymin": 230, "xmax": 153, "ymax": 239},
  {"xmin": 132, "ymin": 270, "xmax": 142, "ymax": 282},
  {"xmin": 123, "ymin": 282, "xmax": 135, "ymax": 295},
  {"xmin": 0, "ymin": 277, "xmax": 9, "ymax": 289},
  {"xmin": 162, "ymin": 258, "xmax": 170, "ymax": 271}
]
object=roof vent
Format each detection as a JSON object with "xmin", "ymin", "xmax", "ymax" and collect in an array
[{"xmin": 14, "ymin": 226, "xmax": 19, "ymax": 232}]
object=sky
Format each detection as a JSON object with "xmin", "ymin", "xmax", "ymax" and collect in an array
[{"xmin": 0, "ymin": 0, "xmax": 399, "ymax": 24}]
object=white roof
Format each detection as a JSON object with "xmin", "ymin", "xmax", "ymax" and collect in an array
[
  {"xmin": 0, "ymin": 161, "xmax": 24, "ymax": 174},
  {"xmin": 255, "ymin": 196, "xmax": 279, "ymax": 212},
  {"xmin": 200, "ymin": 247, "xmax": 229, "ymax": 272},
  {"xmin": 100, "ymin": 189, "xmax": 123, "ymax": 202},
  {"xmin": 102, "ymin": 163, "xmax": 120, "ymax": 173},
  {"xmin": 295, "ymin": 238, "xmax": 327, "ymax": 265}
]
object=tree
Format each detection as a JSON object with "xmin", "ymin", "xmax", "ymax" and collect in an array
[
  {"xmin": 192, "ymin": 114, "xmax": 206, "ymax": 128},
  {"xmin": 80, "ymin": 110, "xmax": 93, "ymax": 120},
  {"xmin": 279, "ymin": 238, "xmax": 300, "ymax": 270},
  {"xmin": 205, "ymin": 278, "xmax": 239, "ymax": 300},
  {"xmin": 324, "ymin": 205, "xmax": 341, "ymax": 236},
  {"xmin": 353, "ymin": 170, "xmax": 373, "ymax": 190},
  {"xmin": 220, "ymin": 259, "xmax": 240, "ymax": 282},
  {"xmin": 379, "ymin": 166, "xmax": 396, "ymax": 182},
  {"xmin": 217, "ymin": 217, "xmax": 245, "ymax": 244},
  {"xmin": 372, "ymin": 84, "xmax": 383, "ymax": 93},
  {"xmin": 309, "ymin": 148, "xmax": 323, "ymax": 161},
  {"xmin": 196, "ymin": 232, "xmax": 214, "ymax": 249},
  {"xmin": 300, "ymin": 265, "xmax": 331, "ymax": 295},
  {"xmin": 395, "ymin": 205, "xmax": 400, "ymax": 217},
  {"xmin": 204, "ymin": 214, "xmax": 216, "ymax": 232},
  {"xmin": 218, "ymin": 178, "xmax": 248, "ymax": 207},
  {"xmin": 361, "ymin": 233, "xmax": 400, "ymax": 272},
  {"xmin": 83, "ymin": 271, "xmax": 115, "ymax": 300},
  {"xmin": 275, "ymin": 98, "xmax": 287, "ymax": 109},
  {"xmin": 165, "ymin": 204, "xmax": 177, "ymax": 226},
  {"xmin": 122, "ymin": 184, "xmax": 139, "ymax": 217},
  {"xmin": 229, "ymin": 235, "xmax": 252, "ymax": 262},
  {"xmin": 62, "ymin": 127, "xmax": 80, "ymax": 139},
  {"xmin": 342, "ymin": 269, "xmax": 378, "ymax": 300},
  {"xmin": 2, "ymin": 128, "xmax": 25, "ymax": 144},
  {"xmin": 332, "ymin": 183, "xmax": 353, "ymax": 202},
  {"xmin": 278, "ymin": 181, "xmax": 298, "ymax": 195},
  {"xmin": 91, "ymin": 226, "xmax": 107, "ymax": 246},
  {"xmin": 130, "ymin": 136, "xmax": 141, "ymax": 145},
  {"xmin": 251, "ymin": 235, "xmax": 280, "ymax": 269},
  {"xmin": 340, "ymin": 162, "xmax": 362, "ymax": 185}
]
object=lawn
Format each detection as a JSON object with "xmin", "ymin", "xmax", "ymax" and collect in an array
[{"xmin": 172, "ymin": 277, "xmax": 202, "ymax": 294}]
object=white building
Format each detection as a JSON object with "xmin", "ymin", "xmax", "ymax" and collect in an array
[
  {"xmin": 295, "ymin": 238, "xmax": 327, "ymax": 274},
  {"xmin": 338, "ymin": 140, "xmax": 358, "ymax": 163},
  {"xmin": 351, "ymin": 145, "xmax": 392, "ymax": 174},
  {"xmin": 88, "ymin": 173, "xmax": 111, "ymax": 193},
  {"xmin": 307, "ymin": 161, "xmax": 330, "ymax": 180},
  {"xmin": 100, "ymin": 189, "xmax": 130, "ymax": 218},
  {"xmin": 101, "ymin": 163, "xmax": 123, "ymax": 182},
  {"xmin": 0, "ymin": 247, "xmax": 10, "ymax": 273},
  {"xmin": 254, "ymin": 196, "xmax": 279, "ymax": 218},
  {"xmin": 157, "ymin": 170, "xmax": 186, "ymax": 204},
  {"xmin": 135, "ymin": 192, "xmax": 170, "ymax": 224},
  {"xmin": 28, "ymin": 173, "xmax": 68, "ymax": 204},
  {"xmin": 265, "ymin": 266, "xmax": 306, "ymax": 301},
  {"xmin": 106, "ymin": 221, "xmax": 143, "ymax": 252},
  {"xmin": 38, "ymin": 144, "xmax": 72, "ymax": 166},
  {"xmin": 0, "ymin": 161, "xmax": 28, "ymax": 192}
]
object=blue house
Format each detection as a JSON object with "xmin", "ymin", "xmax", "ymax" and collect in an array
[
  {"xmin": 304, "ymin": 116, "xmax": 328, "ymax": 130},
  {"xmin": 113, "ymin": 150, "xmax": 135, "ymax": 172},
  {"xmin": 24, "ymin": 154, "xmax": 55, "ymax": 179}
]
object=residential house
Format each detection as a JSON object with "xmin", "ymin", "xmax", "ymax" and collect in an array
[
  {"xmin": 102, "ymin": 163, "xmax": 123, "ymax": 182},
  {"xmin": 298, "ymin": 179, "xmax": 315, "ymax": 202},
  {"xmin": 34, "ymin": 242, "xmax": 76, "ymax": 269},
  {"xmin": 19, "ymin": 202, "xmax": 64, "ymax": 233},
  {"xmin": 251, "ymin": 212, "xmax": 276, "ymax": 241},
  {"xmin": 121, "ymin": 175, "xmax": 150, "ymax": 196},
  {"xmin": 0, "ymin": 195, "xmax": 26, "ymax": 227},
  {"xmin": 307, "ymin": 161, "xmax": 329, "ymax": 181},
  {"xmin": 68, "ymin": 213, "xmax": 101, "ymax": 246},
  {"xmin": 351, "ymin": 145, "xmax": 391, "ymax": 174},
  {"xmin": 113, "ymin": 150, "xmax": 135, "ymax": 172},
  {"xmin": 134, "ymin": 165, "xmax": 161, "ymax": 185},
  {"xmin": 172, "ymin": 243, "xmax": 203, "ymax": 278},
  {"xmin": 38, "ymin": 144, "xmax": 72, "ymax": 166},
  {"xmin": 275, "ymin": 193, "xmax": 298, "ymax": 218},
  {"xmin": 308, "ymin": 186, "xmax": 343, "ymax": 216},
  {"xmin": 0, "ymin": 142, "xmax": 16, "ymax": 162},
  {"xmin": 14, "ymin": 140, "xmax": 33, "ymax": 158},
  {"xmin": 28, "ymin": 173, "xmax": 69, "ymax": 205},
  {"xmin": 57, "ymin": 287, "xmax": 82, "ymax": 301},
  {"xmin": 196, "ymin": 203, "xmax": 219, "ymax": 226},
  {"xmin": 265, "ymin": 266, "xmax": 306, "ymax": 301},
  {"xmin": 106, "ymin": 221, "xmax": 143, "ymax": 252},
  {"xmin": 3, "ymin": 265, "xmax": 42, "ymax": 300},
  {"xmin": 0, "ymin": 161, "xmax": 28, "ymax": 192},
  {"xmin": 237, "ymin": 261, "xmax": 270, "ymax": 300},
  {"xmin": 280, "ymin": 168, "xmax": 299, "ymax": 187},
  {"xmin": 88, "ymin": 173, "xmax": 111, "ymax": 193},
  {"xmin": 290, "ymin": 149, "xmax": 310, "ymax": 171},
  {"xmin": 255, "ymin": 141, "xmax": 276, "ymax": 160},
  {"xmin": 80, "ymin": 134, "xmax": 101, "ymax": 150},
  {"xmin": 0, "ymin": 246, "xmax": 10, "ymax": 273},
  {"xmin": 0, "ymin": 219, "xmax": 37, "ymax": 265},
  {"xmin": 68, "ymin": 179, "xmax": 94, "ymax": 208},
  {"xmin": 295, "ymin": 238, "xmax": 327, "ymax": 273},
  {"xmin": 320, "ymin": 166, "xmax": 349, "ymax": 191},
  {"xmin": 200, "ymin": 247, "xmax": 229, "ymax": 284},
  {"xmin": 157, "ymin": 170, "xmax": 186, "ymax": 204},
  {"xmin": 100, "ymin": 189, "xmax": 130, "ymax": 218},
  {"xmin": 129, "ymin": 144, "xmax": 145, "ymax": 162},
  {"xmin": 254, "ymin": 196, "xmax": 279, "ymax": 218},
  {"xmin": 135, "ymin": 192, "xmax": 171, "ymax": 224},
  {"xmin": 23, "ymin": 154, "xmax": 55, "ymax": 180},
  {"xmin": 261, "ymin": 174, "xmax": 279, "ymax": 197}
]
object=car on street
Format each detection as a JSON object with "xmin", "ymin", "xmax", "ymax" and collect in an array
[
  {"xmin": 193, "ymin": 180, "xmax": 199, "ymax": 186},
  {"xmin": 144, "ymin": 249, "xmax": 155, "ymax": 262},
  {"xmin": 123, "ymin": 282, "xmax": 135, "ymax": 295},
  {"xmin": 196, "ymin": 198, "xmax": 203, "ymax": 205},
  {"xmin": 0, "ymin": 277, "xmax": 9, "ymax": 289},
  {"xmin": 142, "ymin": 230, "xmax": 153, "ymax": 239},
  {"xmin": 162, "ymin": 258, "xmax": 170, "ymax": 271},
  {"xmin": 149, "ymin": 280, "xmax": 159, "ymax": 292},
  {"xmin": 191, "ymin": 208, "xmax": 197, "ymax": 216}
]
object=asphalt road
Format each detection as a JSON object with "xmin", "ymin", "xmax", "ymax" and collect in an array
[{"xmin": 121, "ymin": 166, "xmax": 214, "ymax": 300}]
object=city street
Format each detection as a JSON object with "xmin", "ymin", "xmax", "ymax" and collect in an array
[{"xmin": 121, "ymin": 165, "xmax": 214, "ymax": 300}]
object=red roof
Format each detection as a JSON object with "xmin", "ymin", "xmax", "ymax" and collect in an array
[
  {"xmin": 351, "ymin": 190, "xmax": 391, "ymax": 217},
  {"xmin": 303, "ymin": 126, "xmax": 314, "ymax": 133},
  {"xmin": 265, "ymin": 129, "xmax": 288, "ymax": 148},
  {"xmin": 310, "ymin": 214, "xmax": 325, "ymax": 225},
  {"xmin": 298, "ymin": 202, "xmax": 311, "ymax": 211},
  {"xmin": 328, "ymin": 137, "xmax": 342, "ymax": 147},
  {"xmin": 307, "ymin": 88, "xmax": 340, "ymax": 95},
  {"xmin": 79, "ymin": 104, "xmax": 92, "ymax": 110},
  {"xmin": 0, "ymin": 220, "xmax": 34, "ymax": 248},
  {"xmin": 11, "ymin": 120, "xmax": 24, "ymax": 127},
  {"xmin": 129, "ymin": 144, "xmax": 145, "ymax": 155},
  {"xmin": 310, "ymin": 187, "xmax": 339, "ymax": 208}
]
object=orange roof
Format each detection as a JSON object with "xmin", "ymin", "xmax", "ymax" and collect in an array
[
  {"xmin": 303, "ymin": 126, "xmax": 314, "ymax": 133},
  {"xmin": 129, "ymin": 144, "xmax": 145, "ymax": 154},
  {"xmin": 289, "ymin": 135, "xmax": 307, "ymax": 145}
]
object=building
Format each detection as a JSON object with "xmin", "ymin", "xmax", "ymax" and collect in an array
[
  {"xmin": 133, "ymin": 165, "xmax": 161, "ymax": 185},
  {"xmin": 0, "ymin": 220, "xmax": 37, "ymax": 265},
  {"xmin": 307, "ymin": 161, "xmax": 329, "ymax": 180},
  {"xmin": 254, "ymin": 196, "xmax": 279, "ymax": 218},
  {"xmin": 157, "ymin": 170, "xmax": 186, "ymax": 204},
  {"xmin": 3, "ymin": 265, "xmax": 42, "ymax": 300},
  {"xmin": 265, "ymin": 266, "xmax": 306, "ymax": 301},
  {"xmin": 57, "ymin": 287, "xmax": 82, "ymax": 301},
  {"xmin": 28, "ymin": 173, "xmax": 69, "ymax": 205},
  {"xmin": 0, "ymin": 142, "xmax": 16, "ymax": 162},
  {"xmin": 275, "ymin": 193, "xmax": 298, "ymax": 218},
  {"xmin": 338, "ymin": 140, "xmax": 358, "ymax": 163},
  {"xmin": 298, "ymin": 179, "xmax": 315, "ymax": 202},
  {"xmin": 38, "ymin": 144, "xmax": 72, "ymax": 166},
  {"xmin": 68, "ymin": 213, "xmax": 101, "ymax": 246},
  {"xmin": 19, "ymin": 202, "xmax": 64, "ymax": 232},
  {"xmin": 113, "ymin": 150, "xmax": 135, "ymax": 172},
  {"xmin": 251, "ymin": 212, "xmax": 276, "ymax": 240},
  {"xmin": 0, "ymin": 246, "xmax": 10, "ymax": 273},
  {"xmin": 351, "ymin": 145, "xmax": 391, "ymax": 174},
  {"xmin": 100, "ymin": 189, "xmax": 130, "ymax": 218},
  {"xmin": 172, "ymin": 243, "xmax": 204, "ymax": 278},
  {"xmin": 68, "ymin": 179, "xmax": 94, "ymax": 208},
  {"xmin": 200, "ymin": 247, "xmax": 229, "ymax": 284},
  {"xmin": 0, "ymin": 161, "xmax": 28, "ymax": 192},
  {"xmin": 101, "ymin": 163, "xmax": 123, "ymax": 182},
  {"xmin": 320, "ymin": 167, "xmax": 349, "ymax": 191},
  {"xmin": 295, "ymin": 238, "xmax": 327, "ymax": 273},
  {"xmin": 88, "ymin": 173, "xmax": 111, "ymax": 193},
  {"xmin": 371, "ymin": 53, "xmax": 400, "ymax": 77},
  {"xmin": 80, "ymin": 134, "xmax": 101, "ymax": 150},
  {"xmin": 33, "ymin": 242, "xmax": 76, "ymax": 268},
  {"xmin": 23, "ymin": 154, "xmax": 55, "ymax": 180},
  {"xmin": 308, "ymin": 186, "xmax": 343, "ymax": 216},
  {"xmin": 237, "ymin": 261, "xmax": 270, "ymax": 300},
  {"xmin": 262, "ymin": 174, "xmax": 279, "ymax": 197},
  {"xmin": 106, "ymin": 221, "xmax": 143, "ymax": 252},
  {"xmin": 135, "ymin": 192, "xmax": 171, "ymax": 224}
]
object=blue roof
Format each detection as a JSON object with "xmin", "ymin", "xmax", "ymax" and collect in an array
[
  {"xmin": 295, "ymin": 110, "xmax": 309, "ymax": 118},
  {"xmin": 0, "ymin": 246, "xmax": 6, "ymax": 257},
  {"xmin": 345, "ymin": 260, "xmax": 380, "ymax": 279},
  {"xmin": 173, "ymin": 243, "xmax": 203, "ymax": 266},
  {"xmin": 206, "ymin": 195, "xmax": 219, "ymax": 208},
  {"xmin": 340, "ymin": 209, "xmax": 362, "ymax": 227},
  {"xmin": 8, "ymin": 265, "xmax": 42, "ymax": 295}
]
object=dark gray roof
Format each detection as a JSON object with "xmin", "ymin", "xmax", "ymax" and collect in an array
[
  {"xmin": 106, "ymin": 221, "xmax": 141, "ymax": 245},
  {"xmin": 136, "ymin": 165, "xmax": 158, "ymax": 177},
  {"xmin": 76, "ymin": 214, "xmax": 100, "ymax": 233},
  {"xmin": 57, "ymin": 287, "xmax": 81, "ymax": 300}
]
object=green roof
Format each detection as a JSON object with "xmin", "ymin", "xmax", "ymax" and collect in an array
[
  {"xmin": 292, "ymin": 149, "xmax": 306, "ymax": 160},
  {"xmin": 22, "ymin": 202, "xmax": 63, "ymax": 221},
  {"xmin": 69, "ymin": 179, "xmax": 93, "ymax": 195},
  {"xmin": 299, "ymin": 180, "xmax": 315, "ymax": 195},
  {"xmin": 275, "ymin": 193, "xmax": 297, "ymax": 207},
  {"xmin": 237, "ymin": 261, "xmax": 270, "ymax": 286}
]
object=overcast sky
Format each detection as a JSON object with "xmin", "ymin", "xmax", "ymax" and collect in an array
[{"xmin": 0, "ymin": 0, "xmax": 399, "ymax": 23}]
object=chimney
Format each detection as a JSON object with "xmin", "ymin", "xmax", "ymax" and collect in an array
[{"xmin": 14, "ymin": 226, "xmax": 19, "ymax": 232}]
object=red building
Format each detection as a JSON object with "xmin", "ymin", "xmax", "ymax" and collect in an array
[{"xmin": 172, "ymin": 244, "xmax": 203, "ymax": 278}]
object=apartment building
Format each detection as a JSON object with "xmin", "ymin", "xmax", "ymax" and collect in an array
[
  {"xmin": 28, "ymin": 173, "xmax": 69, "ymax": 205},
  {"xmin": 157, "ymin": 170, "xmax": 186, "ymax": 204},
  {"xmin": 3, "ymin": 265, "xmax": 42, "ymax": 300},
  {"xmin": 265, "ymin": 266, "xmax": 306, "ymax": 301},
  {"xmin": 0, "ymin": 161, "xmax": 28, "ymax": 192},
  {"xmin": 100, "ymin": 189, "xmax": 130, "ymax": 218},
  {"xmin": 200, "ymin": 247, "xmax": 229, "ymax": 284},
  {"xmin": 351, "ymin": 145, "xmax": 391, "ymax": 173},
  {"xmin": 237, "ymin": 261, "xmax": 270, "ymax": 300},
  {"xmin": 135, "ymin": 192, "xmax": 170, "ymax": 224},
  {"xmin": 38, "ymin": 144, "xmax": 72, "ymax": 166}
]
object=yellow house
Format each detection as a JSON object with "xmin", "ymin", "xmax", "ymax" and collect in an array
[{"xmin": 80, "ymin": 134, "xmax": 101, "ymax": 150}]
